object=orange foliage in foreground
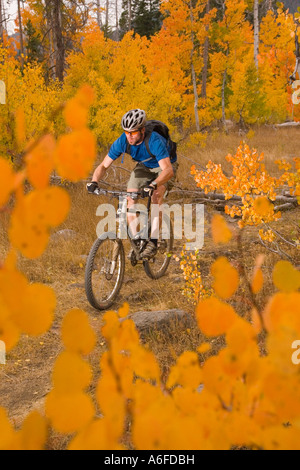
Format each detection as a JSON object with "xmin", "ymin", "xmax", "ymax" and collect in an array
[{"xmin": 1, "ymin": 89, "xmax": 300, "ymax": 450}]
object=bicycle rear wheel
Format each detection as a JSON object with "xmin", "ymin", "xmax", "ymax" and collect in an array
[
  {"xmin": 85, "ymin": 234, "xmax": 125, "ymax": 310},
  {"xmin": 143, "ymin": 214, "xmax": 174, "ymax": 280}
]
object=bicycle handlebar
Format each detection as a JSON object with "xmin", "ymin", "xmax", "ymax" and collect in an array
[{"xmin": 92, "ymin": 187, "xmax": 146, "ymax": 200}]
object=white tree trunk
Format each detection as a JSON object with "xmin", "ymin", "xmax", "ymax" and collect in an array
[
  {"xmin": 254, "ymin": 0, "xmax": 259, "ymax": 69},
  {"xmin": 201, "ymin": 0, "xmax": 210, "ymax": 99},
  {"xmin": 0, "ymin": 0, "xmax": 4, "ymax": 44},
  {"xmin": 222, "ymin": 69, "xmax": 226, "ymax": 125},
  {"xmin": 189, "ymin": 1, "xmax": 200, "ymax": 132},
  {"xmin": 105, "ymin": 0, "xmax": 109, "ymax": 30},
  {"xmin": 97, "ymin": 0, "xmax": 102, "ymax": 28},
  {"xmin": 17, "ymin": 0, "xmax": 24, "ymax": 67},
  {"xmin": 128, "ymin": 0, "xmax": 132, "ymax": 30},
  {"xmin": 115, "ymin": 0, "xmax": 119, "ymax": 40}
]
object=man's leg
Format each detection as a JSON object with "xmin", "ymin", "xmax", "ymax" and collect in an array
[{"xmin": 141, "ymin": 184, "xmax": 166, "ymax": 259}]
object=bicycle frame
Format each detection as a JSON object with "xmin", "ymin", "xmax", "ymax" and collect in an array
[{"xmin": 93, "ymin": 187, "xmax": 152, "ymax": 262}]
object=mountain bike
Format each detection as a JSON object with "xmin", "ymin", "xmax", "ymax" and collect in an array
[{"xmin": 85, "ymin": 187, "xmax": 174, "ymax": 310}]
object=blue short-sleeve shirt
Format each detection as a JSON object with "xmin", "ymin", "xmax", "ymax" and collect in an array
[{"xmin": 108, "ymin": 131, "xmax": 177, "ymax": 169}]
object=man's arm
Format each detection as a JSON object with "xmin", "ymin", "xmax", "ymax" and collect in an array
[
  {"xmin": 152, "ymin": 157, "xmax": 174, "ymax": 187},
  {"xmin": 91, "ymin": 155, "xmax": 114, "ymax": 183}
]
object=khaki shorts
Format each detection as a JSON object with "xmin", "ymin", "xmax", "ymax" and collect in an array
[{"xmin": 127, "ymin": 161, "xmax": 178, "ymax": 195}]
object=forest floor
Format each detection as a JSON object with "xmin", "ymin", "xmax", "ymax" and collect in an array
[{"xmin": 0, "ymin": 125, "xmax": 300, "ymax": 449}]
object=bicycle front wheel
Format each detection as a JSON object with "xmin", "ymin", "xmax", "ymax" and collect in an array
[
  {"xmin": 143, "ymin": 214, "xmax": 174, "ymax": 280},
  {"xmin": 85, "ymin": 234, "xmax": 125, "ymax": 310}
]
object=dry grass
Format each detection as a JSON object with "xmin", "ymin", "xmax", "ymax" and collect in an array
[{"xmin": 0, "ymin": 126, "xmax": 300, "ymax": 448}]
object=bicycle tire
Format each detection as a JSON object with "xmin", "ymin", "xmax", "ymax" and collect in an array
[
  {"xmin": 85, "ymin": 233, "xmax": 125, "ymax": 310},
  {"xmin": 143, "ymin": 214, "xmax": 174, "ymax": 280}
]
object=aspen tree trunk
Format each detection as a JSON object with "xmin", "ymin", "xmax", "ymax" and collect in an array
[
  {"xmin": 17, "ymin": 0, "xmax": 24, "ymax": 67},
  {"xmin": 222, "ymin": 69, "xmax": 226, "ymax": 126},
  {"xmin": 0, "ymin": 0, "xmax": 4, "ymax": 44},
  {"xmin": 115, "ymin": 0, "xmax": 119, "ymax": 40},
  {"xmin": 201, "ymin": 0, "xmax": 210, "ymax": 99},
  {"xmin": 192, "ymin": 62, "xmax": 200, "ymax": 131},
  {"xmin": 105, "ymin": 0, "xmax": 109, "ymax": 30},
  {"xmin": 291, "ymin": 27, "xmax": 300, "ymax": 81},
  {"xmin": 97, "ymin": 0, "xmax": 102, "ymax": 28},
  {"xmin": 128, "ymin": 0, "xmax": 132, "ymax": 30},
  {"xmin": 189, "ymin": 0, "xmax": 200, "ymax": 132},
  {"xmin": 45, "ymin": 0, "xmax": 56, "ymax": 80},
  {"xmin": 53, "ymin": 0, "xmax": 65, "ymax": 81},
  {"xmin": 267, "ymin": 0, "xmax": 273, "ymax": 12},
  {"xmin": 0, "ymin": 0, "xmax": 3, "ymax": 44},
  {"xmin": 254, "ymin": 0, "xmax": 259, "ymax": 69},
  {"xmin": 220, "ymin": 0, "xmax": 226, "ymax": 126}
]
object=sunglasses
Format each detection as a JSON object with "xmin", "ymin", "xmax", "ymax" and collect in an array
[{"xmin": 124, "ymin": 130, "xmax": 140, "ymax": 136}]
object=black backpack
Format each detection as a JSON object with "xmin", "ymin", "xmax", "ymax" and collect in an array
[{"xmin": 126, "ymin": 120, "xmax": 177, "ymax": 160}]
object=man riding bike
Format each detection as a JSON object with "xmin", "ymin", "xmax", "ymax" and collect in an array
[{"xmin": 87, "ymin": 108, "xmax": 178, "ymax": 259}]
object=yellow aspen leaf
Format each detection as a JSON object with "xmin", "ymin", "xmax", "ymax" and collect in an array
[
  {"xmin": 13, "ymin": 170, "xmax": 26, "ymax": 190},
  {"xmin": 197, "ymin": 342, "xmax": 211, "ymax": 354},
  {"xmin": 253, "ymin": 197, "xmax": 273, "ymax": 217},
  {"xmin": 251, "ymin": 268, "xmax": 264, "ymax": 294},
  {"xmin": 9, "ymin": 190, "xmax": 49, "ymax": 259},
  {"xmin": 101, "ymin": 311, "xmax": 120, "ymax": 340},
  {"xmin": 131, "ymin": 345, "xmax": 161, "ymax": 382},
  {"xmin": 132, "ymin": 395, "xmax": 175, "ymax": 450},
  {"xmin": 61, "ymin": 309, "xmax": 96, "ymax": 355},
  {"xmin": 273, "ymin": 261, "xmax": 300, "ymax": 293},
  {"xmin": 167, "ymin": 351, "xmax": 202, "ymax": 389},
  {"xmin": 0, "ymin": 158, "xmax": 15, "ymax": 207},
  {"xmin": 261, "ymin": 425, "xmax": 300, "ymax": 451},
  {"xmin": 201, "ymin": 355, "xmax": 233, "ymax": 404},
  {"xmin": 76, "ymin": 84, "xmax": 95, "ymax": 107},
  {"xmin": 211, "ymin": 257, "xmax": 239, "ymax": 299},
  {"xmin": 133, "ymin": 380, "xmax": 162, "ymax": 416},
  {"xmin": 25, "ymin": 135, "xmax": 56, "ymax": 189},
  {"xmin": 116, "ymin": 319, "xmax": 140, "ymax": 352},
  {"xmin": 251, "ymin": 308, "xmax": 263, "ymax": 334},
  {"xmin": 196, "ymin": 297, "xmax": 238, "ymax": 336},
  {"xmin": 64, "ymin": 98, "xmax": 89, "ymax": 130},
  {"xmin": 96, "ymin": 373, "xmax": 126, "ymax": 441},
  {"xmin": 18, "ymin": 411, "xmax": 47, "ymax": 450},
  {"xmin": 266, "ymin": 329, "xmax": 298, "ymax": 376},
  {"xmin": 9, "ymin": 214, "xmax": 49, "ymax": 259},
  {"xmin": 211, "ymin": 214, "xmax": 232, "ymax": 244},
  {"xmin": 55, "ymin": 129, "xmax": 96, "ymax": 182},
  {"xmin": 45, "ymin": 390, "xmax": 95, "ymax": 434},
  {"xmin": 9, "ymin": 187, "xmax": 69, "ymax": 258},
  {"xmin": 52, "ymin": 351, "xmax": 92, "ymax": 394},
  {"xmin": 26, "ymin": 187, "xmax": 70, "ymax": 227},
  {"xmin": 226, "ymin": 317, "xmax": 257, "ymax": 355},
  {"xmin": 262, "ymin": 372, "xmax": 300, "ymax": 422},
  {"xmin": 0, "ymin": 407, "xmax": 16, "ymax": 450},
  {"xmin": 118, "ymin": 302, "xmax": 130, "ymax": 319},
  {"xmin": 11, "ymin": 283, "xmax": 56, "ymax": 335},
  {"xmin": 68, "ymin": 418, "xmax": 125, "ymax": 451},
  {"xmin": 0, "ymin": 268, "xmax": 28, "ymax": 314},
  {"xmin": 0, "ymin": 316, "xmax": 20, "ymax": 351},
  {"xmin": 264, "ymin": 293, "xmax": 300, "ymax": 334},
  {"xmin": 3, "ymin": 249, "xmax": 18, "ymax": 271}
]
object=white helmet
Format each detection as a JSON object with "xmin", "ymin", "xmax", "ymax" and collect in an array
[{"xmin": 121, "ymin": 109, "xmax": 146, "ymax": 131}]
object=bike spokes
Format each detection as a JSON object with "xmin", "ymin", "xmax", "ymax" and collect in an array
[{"xmin": 85, "ymin": 237, "xmax": 125, "ymax": 310}]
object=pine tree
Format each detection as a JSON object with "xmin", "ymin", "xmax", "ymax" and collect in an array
[
  {"xmin": 119, "ymin": 0, "xmax": 162, "ymax": 38},
  {"xmin": 24, "ymin": 19, "xmax": 43, "ymax": 63}
]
